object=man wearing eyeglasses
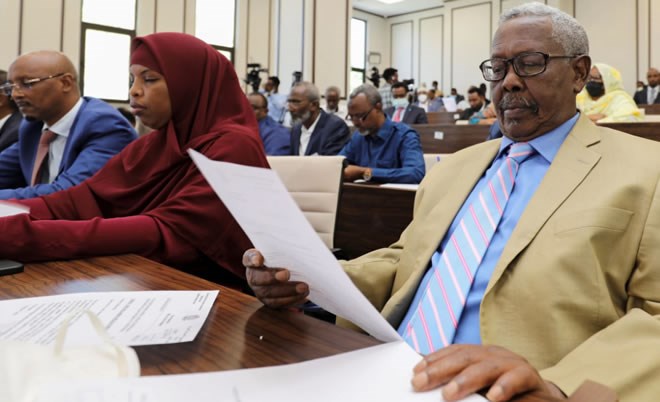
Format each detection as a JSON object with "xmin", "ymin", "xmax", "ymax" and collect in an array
[
  {"xmin": 338, "ymin": 84, "xmax": 425, "ymax": 184},
  {"xmin": 245, "ymin": 3, "xmax": 660, "ymax": 401},
  {"xmin": 0, "ymin": 50, "xmax": 136, "ymax": 199},
  {"xmin": 0, "ymin": 69, "xmax": 21, "ymax": 152}
]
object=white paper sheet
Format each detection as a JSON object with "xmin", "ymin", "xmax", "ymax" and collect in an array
[
  {"xmin": 36, "ymin": 341, "xmax": 487, "ymax": 402},
  {"xmin": 0, "ymin": 290, "xmax": 217, "ymax": 346},
  {"xmin": 189, "ymin": 150, "xmax": 400, "ymax": 342},
  {"xmin": 442, "ymin": 96, "xmax": 458, "ymax": 112},
  {"xmin": 0, "ymin": 200, "xmax": 29, "ymax": 217},
  {"xmin": 380, "ymin": 183, "xmax": 419, "ymax": 191}
]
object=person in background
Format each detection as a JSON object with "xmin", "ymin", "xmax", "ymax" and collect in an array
[
  {"xmin": 243, "ymin": 4, "xmax": 660, "ymax": 401},
  {"xmin": 248, "ymin": 92, "xmax": 290, "ymax": 155},
  {"xmin": 576, "ymin": 62, "xmax": 642, "ymax": 122},
  {"xmin": 426, "ymin": 89, "xmax": 444, "ymax": 112},
  {"xmin": 339, "ymin": 84, "xmax": 424, "ymax": 184},
  {"xmin": 0, "ymin": 51, "xmax": 136, "ymax": 200},
  {"xmin": 0, "ymin": 69, "xmax": 21, "ymax": 152},
  {"xmin": 288, "ymin": 82, "xmax": 350, "ymax": 156},
  {"xmin": 431, "ymin": 80, "xmax": 439, "ymax": 91},
  {"xmin": 263, "ymin": 76, "xmax": 288, "ymax": 124},
  {"xmin": 384, "ymin": 82, "xmax": 428, "ymax": 125},
  {"xmin": 0, "ymin": 33, "xmax": 268, "ymax": 287},
  {"xmin": 378, "ymin": 67, "xmax": 398, "ymax": 109},
  {"xmin": 414, "ymin": 85, "xmax": 431, "ymax": 112},
  {"xmin": 323, "ymin": 85, "xmax": 351, "ymax": 127},
  {"xmin": 459, "ymin": 86, "xmax": 490, "ymax": 121},
  {"xmin": 633, "ymin": 68, "xmax": 660, "ymax": 105},
  {"xmin": 450, "ymin": 87, "xmax": 464, "ymax": 103}
]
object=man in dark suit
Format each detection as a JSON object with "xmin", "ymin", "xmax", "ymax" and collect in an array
[
  {"xmin": 0, "ymin": 70, "xmax": 21, "ymax": 152},
  {"xmin": 0, "ymin": 50, "xmax": 136, "ymax": 199},
  {"xmin": 460, "ymin": 86, "xmax": 491, "ymax": 120},
  {"xmin": 384, "ymin": 82, "xmax": 428, "ymax": 125},
  {"xmin": 288, "ymin": 82, "xmax": 350, "ymax": 156},
  {"xmin": 633, "ymin": 68, "xmax": 660, "ymax": 105}
]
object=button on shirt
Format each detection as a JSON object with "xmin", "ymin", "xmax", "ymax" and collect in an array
[
  {"xmin": 398, "ymin": 113, "xmax": 580, "ymax": 344},
  {"xmin": 41, "ymin": 98, "xmax": 83, "ymax": 184},
  {"xmin": 338, "ymin": 118, "xmax": 425, "ymax": 183},
  {"xmin": 298, "ymin": 112, "xmax": 322, "ymax": 156}
]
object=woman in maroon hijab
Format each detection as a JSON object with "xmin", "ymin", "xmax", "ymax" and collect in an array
[{"xmin": 0, "ymin": 33, "xmax": 268, "ymax": 281}]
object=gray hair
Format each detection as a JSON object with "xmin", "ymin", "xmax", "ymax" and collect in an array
[
  {"xmin": 325, "ymin": 85, "xmax": 341, "ymax": 97},
  {"xmin": 292, "ymin": 81, "xmax": 320, "ymax": 103},
  {"xmin": 500, "ymin": 3, "xmax": 589, "ymax": 56},
  {"xmin": 348, "ymin": 84, "xmax": 382, "ymax": 107}
]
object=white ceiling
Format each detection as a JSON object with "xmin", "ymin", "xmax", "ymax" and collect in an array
[{"xmin": 353, "ymin": 0, "xmax": 445, "ymax": 18}]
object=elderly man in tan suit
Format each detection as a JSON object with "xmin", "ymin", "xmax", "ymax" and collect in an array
[{"xmin": 243, "ymin": 3, "xmax": 660, "ymax": 402}]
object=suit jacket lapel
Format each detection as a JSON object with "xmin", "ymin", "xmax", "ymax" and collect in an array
[{"xmin": 486, "ymin": 115, "xmax": 602, "ymax": 292}]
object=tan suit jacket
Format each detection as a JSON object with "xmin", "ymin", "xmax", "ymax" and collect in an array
[{"xmin": 340, "ymin": 115, "xmax": 660, "ymax": 400}]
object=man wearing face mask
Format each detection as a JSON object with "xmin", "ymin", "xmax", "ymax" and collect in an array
[
  {"xmin": 338, "ymin": 84, "xmax": 425, "ymax": 184},
  {"xmin": 288, "ymin": 81, "xmax": 350, "ymax": 156},
  {"xmin": 384, "ymin": 82, "xmax": 428, "ymax": 125},
  {"xmin": 576, "ymin": 63, "xmax": 642, "ymax": 122}
]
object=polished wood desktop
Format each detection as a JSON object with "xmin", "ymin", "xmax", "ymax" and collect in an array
[
  {"xmin": 426, "ymin": 111, "xmax": 458, "ymax": 124},
  {"xmin": 0, "ymin": 254, "xmax": 380, "ymax": 374},
  {"xmin": 1, "ymin": 255, "xmax": 615, "ymax": 401},
  {"xmin": 598, "ymin": 121, "xmax": 660, "ymax": 142},
  {"xmin": 412, "ymin": 123, "xmax": 491, "ymax": 153},
  {"xmin": 336, "ymin": 183, "xmax": 415, "ymax": 259}
]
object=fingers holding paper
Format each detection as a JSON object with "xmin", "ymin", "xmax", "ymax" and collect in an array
[
  {"xmin": 243, "ymin": 248, "xmax": 310, "ymax": 308},
  {"xmin": 411, "ymin": 345, "xmax": 566, "ymax": 402}
]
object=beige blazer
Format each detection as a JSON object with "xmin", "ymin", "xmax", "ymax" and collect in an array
[{"xmin": 340, "ymin": 115, "xmax": 660, "ymax": 400}]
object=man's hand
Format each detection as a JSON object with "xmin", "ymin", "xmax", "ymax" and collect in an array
[
  {"xmin": 243, "ymin": 249, "xmax": 309, "ymax": 308},
  {"xmin": 343, "ymin": 165, "xmax": 368, "ymax": 182},
  {"xmin": 411, "ymin": 345, "xmax": 566, "ymax": 402}
]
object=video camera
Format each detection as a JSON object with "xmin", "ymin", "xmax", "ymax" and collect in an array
[
  {"xmin": 244, "ymin": 63, "xmax": 268, "ymax": 92},
  {"xmin": 292, "ymin": 71, "xmax": 303, "ymax": 86},
  {"xmin": 368, "ymin": 67, "xmax": 380, "ymax": 88}
]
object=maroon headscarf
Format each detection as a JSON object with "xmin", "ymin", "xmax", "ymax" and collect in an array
[{"xmin": 41, "ymin": 33, "xmax": 268, "ymax": 278}]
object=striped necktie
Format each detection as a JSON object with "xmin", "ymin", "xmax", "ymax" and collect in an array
[
  {"xmin": 31, "ymin": 129, "xmax": 57, "ymax": 185},
  {"xmin": 402, "ymin": 142, "xmax": 535, "ymax": 354}
]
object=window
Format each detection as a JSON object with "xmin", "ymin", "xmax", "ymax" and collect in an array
[
  {"xmin": 350, "ymin": 18, "xmax": 367, "ymax": 92},
  {"xmin": 81, "ymin": 0, "xmax": 136, "ymax": 102},
  {"xmin": 196, "ymin": 0, "xmax": 236, "ymax": 63}
]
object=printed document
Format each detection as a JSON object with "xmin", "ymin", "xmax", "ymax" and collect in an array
[{"xmin": 0, "ymin": 290, "xmax": 217, "ymax": 346}]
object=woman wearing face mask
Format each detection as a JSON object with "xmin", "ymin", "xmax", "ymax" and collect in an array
[
  {"xmin": 576, "ymin": 63, "xmax": 642, "ymax": 123},
  {"xmin": 0, "ymin": 33, "xmax": 269, "ymax": 286}
]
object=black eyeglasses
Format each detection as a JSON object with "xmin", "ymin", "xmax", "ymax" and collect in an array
[
  {"xmin": 479, "ymin": 52, "xmax": 579, "ymax": 82},
  {"xmin": 0, "ymin": 73, "xmax": 66, "ymax": 96},
  {"xmin": 346, "ymin": 107, "xmax": 374, "ymax": 123}
]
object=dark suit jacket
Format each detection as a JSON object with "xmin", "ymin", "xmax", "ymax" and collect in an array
[
  {"xmin": 0, "ymin": 111, "xmax": 21, "ymax": 153},
  {"xmin": 384, "ymin": 104, "xmax": 428, "ymax": 125},
  {"xmin": 290, "ymin": 110, "xmax": 350, "ymax": 155},
  {"xmin": 633, "ymin": 86, "xmax": 660, "ymax": 105},
  {"xmin": 459, "ymin": 100, "xmax": 491, "ymax": 120},
  {"xmin": 0, "ymin": 97, "xmax": 137, "ymax": 199}
]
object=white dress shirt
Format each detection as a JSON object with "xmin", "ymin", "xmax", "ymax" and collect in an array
[
  {"xmin": 41, "ymin": 98, "xmax": 83, "ymax": 183},
  {"xmin": 299, "ymin": 112, "xmax": 321, "ymax": 156},
  {"xmin": 648, "ymin": 86, "xmax": 658, "ymax": 104}
]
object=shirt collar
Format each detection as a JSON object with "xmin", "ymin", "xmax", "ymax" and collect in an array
[
  {"xmin": 302, "ymin": 111, "xmax": 322, "ymax": 135},
  {"xmin": 498, "ymin": 112, "xmax": 580, "ymax": 164},
  {"xmin": 43, "ymin": 97, "xmax": 83, "ymax": 138},
  {"xmin": 368, "ymin": 116, "xmax": 395, "ymax": 142}
]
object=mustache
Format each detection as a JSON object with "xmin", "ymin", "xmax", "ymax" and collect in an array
[{"xmin": 498, "ymin": 95, "xmax": 539, "ymax": 113}]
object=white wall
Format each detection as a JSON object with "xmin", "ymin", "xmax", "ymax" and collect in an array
[
  {"xmin": 378, "ymin": 0, "xmax": 655, "ymax": 96},
  {"xmin": 576, "ymin": 0, "xmax": 637, "ymax": 93},
  {"xmin": 352, "ymin": 9, "xmax": 390, "ymax": 92}
]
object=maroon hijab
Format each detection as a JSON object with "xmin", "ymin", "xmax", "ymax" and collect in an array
[{"xmin": 43, "ymin": 33, "xmax": 268, "ymax": 277}]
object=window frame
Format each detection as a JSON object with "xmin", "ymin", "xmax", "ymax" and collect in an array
[
  {"xmin": 79, "ymin": 0, "xmax": 137, "ymax": 103},
  {"xmin": 196, "ymin": 0, "xmax": 236, "ymax": 65},
  {"xmin": 351, "ymin": 17, "xmax": 367, "ymax": 88}
]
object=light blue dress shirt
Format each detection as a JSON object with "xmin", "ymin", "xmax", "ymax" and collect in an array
[{"xmin": 398, "ymin": 113, "xmax": 580, "ymax": 345}]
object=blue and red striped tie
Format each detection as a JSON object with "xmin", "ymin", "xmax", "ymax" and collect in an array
[{"xmin": 402, "ymin": 142, "xmax": 535, "ymax": 354}]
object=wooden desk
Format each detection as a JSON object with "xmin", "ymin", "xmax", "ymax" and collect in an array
[
  {"xmin": 598, "ymin": 121, "xmax": 660, "ymax": 142},
  {"xmin": 639, "ymin": 103, "xmax": 660, "ymax": 115},
  {"xmin": 412, "ymin": 123, "xmax": 491, "ymax": 153},
  {"xmin": 0, "ymin": 256, "xmax": 616, "ymax": 401},
  {"xmin": 335, "ymin": 183, "xmax": 415, "ymax": 259},
  {"xmin": 426, "ymin": 111, "xmax": 458, "ymax": 124},
  {"xmin": 0, "ymin": 254, "xmax": 379, "ymax": 374}
]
